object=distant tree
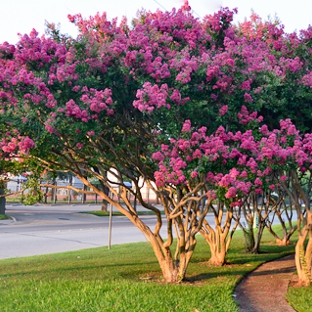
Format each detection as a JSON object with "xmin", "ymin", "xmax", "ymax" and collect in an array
[
  {"xmin": 0, "ymin": 120, "xmax": 35, "ymax": 213},
  {"xmin": 0, "ymin": 1, "xmax": 311, "ymax": 283}
]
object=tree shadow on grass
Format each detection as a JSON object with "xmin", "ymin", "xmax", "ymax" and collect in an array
[
  {"xmin": 0, "ymin": 260, "xmax": 159, "ymax": 280},
  {"xmin": 186, "ymin": 252, "xmax": 295, "ymax": 283}
]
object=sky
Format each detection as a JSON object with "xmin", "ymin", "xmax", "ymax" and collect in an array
[{"xmin": 1, "ymin": 0, "xmax": 312, "ymax": 44}]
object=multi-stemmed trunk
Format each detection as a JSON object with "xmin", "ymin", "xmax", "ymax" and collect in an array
[
  {"xmin": 200, "ymin": 205, "xmax": 239, "ymax": 266},
  {"xmin": 295, "ymin": 210, "xmax": 312, "ymax": 286},
  {"xmin": 265, "ymin": 200, "xmax": 297, "ymax": 247},
  {"xmin": 280, "ymin": 170, "xmax": 312, "ymax": 286},
  {"xmin": 78, "ymin": 175, "xmax": 208, "ymax": 283},
  {"xmin": 241, "ymin": 212, "xmax": 267, "ymax": 254},
  {"xmin": 136, "ymin": 216, "xmax": 197, "ymax": 283},
  {"xmin": 237, "ymin": 191, "xmax": 291, "ymax": 253}
]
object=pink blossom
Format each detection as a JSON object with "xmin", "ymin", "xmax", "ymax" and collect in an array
[
  {"xmin": 152, "ymin": 151, "xmax": 164, "ymax": 162},
  {"xmin": 280, "ymin": 175, "xmax": 287, "ymax": 182},
  {"xmin": 225, "ymin": 187, "xmax": 237, "ymax": 198},
  {"xmin": 154, "ymin": 171, "xmax": 165, "ymax": 187},
  {"xmin": 254, "ymin": 177, "xmax": 263, "ymax": 186},
  {"xmin": 229, "ymin": 168, "xmax": 240, "ymax": 179},
  {"xmin": 181, "ymin": 120, "xmax": 191, "ymax": 132},
  {"xmin": 240, "ymin": 170, "xmax": 248, "ymax": 178},
  {"xmin": 206, "ymin": 190, "xmax": 216, "ymax": 200},
  {"xmin": 219, "ymin": 174, "xmax": 232, "ymax": 187},
  {"xmin": 218, "ymin": 105, "xmax": 228, "ymax": 116},
  {"xmin": 240, "ymin": 80, "xmax": 251, "ymax": 90},
  {"xmin": 260, "ymin": 125, "xmax": 268, "ymax": 135},
  {"xmin": 231, "ymin": 200, "xmax": 242, "ymax": 207},
  {"xmin": 244, "ymin": 93, "xmax": 253, "ymax": 103},
  {"xmin": 192, "ymin": 149, "xmax": 202, "ymax": 159},
  {"xmin": 246, "ymin": 157, "xmax": 258, "ymax": 171},
  {"xmin": 170, "ymin": 89, "xmax": 181, "ymax": 103},
  {"xmin": 191, "ymin": 171, "xmax": 198, "ymax": 178},
  {"xmin": 133, "ymin": 82, "xmax": 169, "ymax": 113}
]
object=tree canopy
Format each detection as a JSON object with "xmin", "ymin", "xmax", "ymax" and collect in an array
[{"xmin": 0, "ymin": 1, "xmax": 311, "ymax": 284}]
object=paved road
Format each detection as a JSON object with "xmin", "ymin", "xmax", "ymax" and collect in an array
[
  {"xmin": 0, "ymin": 203, "xmax": 288, "ymax": 260},
  {"xmin": 0, "ymin": 203, "xmax": 165, "ymax": 260}
]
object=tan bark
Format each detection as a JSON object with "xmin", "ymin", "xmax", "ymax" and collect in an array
[
  {"xmin": 43, "ymin": 169, "xmax": 209, "ymax": 283},
  {"xmin": 266, "ymin": 211, "xmax": 297, "ymax": 247},
  {"xmin": 305, "ymin": 233, "xmax": 312, "ymax": 282},
  {"xmin": 295, "ymin": 210, "xmax": 312, "ymax": 287},
  {"xmin": 34, "ymin": 145, "xmax": 210, "ymax": 283},
  {"xmin": 275, "ymin": 237, "xmax": 290, "ymax": 246},
  {"xmin": 200, "ymin": 207, "xmax": 238, "ymax": 266}
]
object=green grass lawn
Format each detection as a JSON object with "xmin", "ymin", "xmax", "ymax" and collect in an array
[
  {"xmin": 287, "ymin": 284, "xmax": 312, "ymax": 312},
  {"xmin": 0, "ymin": 227, "xmax": 308, "ymax": 312},
  {"xmin": 0, "ymin": 214, "xmax": 11, "ymax": 220}
]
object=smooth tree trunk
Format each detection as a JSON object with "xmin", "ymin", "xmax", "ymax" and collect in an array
[
  {"xmin": 275, "ymin": 236, "xmax": 291, "ymax": 246},
  {"xmin": 173, "ymin": 224, "xmax": 197, "ymax": 281},
  {"xmin": 238, "ymin": 211, "xmax": 255, "ymax": 252},
  {"xmin": 67, "ymin": 175, "xmax": 72, "ymax": 204},
  {"xmin": 295, "ymin": 210, "xmax": 312, "ymax": 286},
  {"xmin": 142, "ymin": 224, "xmax": 179, "ymax": 283},
  {"xmin": 75, "ymin": 175, "xmax": 209, "ymax": 283},
  {"xmin": 128, "ymin": 210, "xmax": 196, "ymax": 283},
  {"xmin": 266, "ymin": 208, "xmax": 297, "ymax": 247},
  {"xmin": 280, "ymin": 170, "xmax": 312, "ymax": 286},
  {"xmin": 250, "ymin": 222, "xmax": 265, "ymax": 253},
  {"xmin": 200, "ymin": 208, "xmax": 238, "ymax": 266},
  {"xmin": 242, "ymin": 211, "xmax": 266, "ymax": 254},
  {"xmin": 238, "ymin": 191, "xmax": 292, "ymax": 253}
]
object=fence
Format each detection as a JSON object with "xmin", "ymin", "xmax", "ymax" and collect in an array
[{"xmin": 6, "ymin": 181, "xmax": 159, "ymax": 205}]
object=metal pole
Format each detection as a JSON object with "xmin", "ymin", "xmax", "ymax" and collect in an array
[{"xmin": 108, "ymin": 202, "xmax": 113, "ymax": 249}]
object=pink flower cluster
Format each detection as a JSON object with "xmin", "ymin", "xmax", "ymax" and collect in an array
[
  {"xmin": 1, "ymin": 1, "xmax": 312, "ymax": 198},
  {"xmin": 133, "ymin": 82, "xmax": 170, "ymax": 113},
  {"xmin": 237, "ymin": 105, "xmax": 263, "ymax": 125},
  {"xmin": 152, "ymin": 117, "xmax": 312, "ymax": 202},
  {"xmin": 203, "ymin": 7, "xmax": 237, "ymax": 32},
  {"xmin": 0, "ymin": 133, "xmax": 35, "ymax": 158}
]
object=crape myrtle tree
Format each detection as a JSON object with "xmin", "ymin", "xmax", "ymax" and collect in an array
[
  {"xmin": 153, "ymin": 116, "xmax": 312, "ymax": 280},
  {"xmin": 231, "ymin": 119, "xmax": 311, "ymax": 255},
  {"xmin": 0, "ymin": 2, "xmax": 221, "ymax": 282},
  {"xmin": 280, "ymin": 170, "xmax": 312, "ymax": 286},
  {"xmin": 236, "ymin": 12, "xmax": 312, "ymax": 133},
  {"xmin": 0, "ymin": 1, "xmax": 312, "ymax": 281},
  {"xmin": 235, "ymin": 185, "xmax": 297, "ymax": 252},
  {"xmin": 259, "ymin": 121, "xmax": 312, "ymax": 286},
  {"xmin": 153, "ymin": 113, "xmax": 312, "ymax": 265},
  {"xmin": 0, "ymin": 118, "xmax": 35, "ymax": 213},
  {"xmin": 263, "ymin": 181, "xmax": 298, "ymax": 247}
]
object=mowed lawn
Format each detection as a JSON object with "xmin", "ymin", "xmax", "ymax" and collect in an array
[{"xmin": 0, "ymin": 227, "xmax": 308, "ymax": 312}]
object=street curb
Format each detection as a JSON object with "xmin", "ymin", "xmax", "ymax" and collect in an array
[{"xmin": 0, "ymin": 216, "xmax": 16, "ymax": 225}]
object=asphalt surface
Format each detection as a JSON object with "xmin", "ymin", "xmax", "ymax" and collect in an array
[
  {"xmin": 0, "ymin": 203, "xmax": 165, "ymax": 259},
  {"xmin": 0, "ymin": 203, "xmax": 286, "ymax": 260}
]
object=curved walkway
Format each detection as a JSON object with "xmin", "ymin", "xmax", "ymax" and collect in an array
[{"xmin": 234, "ymin": 254, "xmax": 297, "ymax": 312}]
